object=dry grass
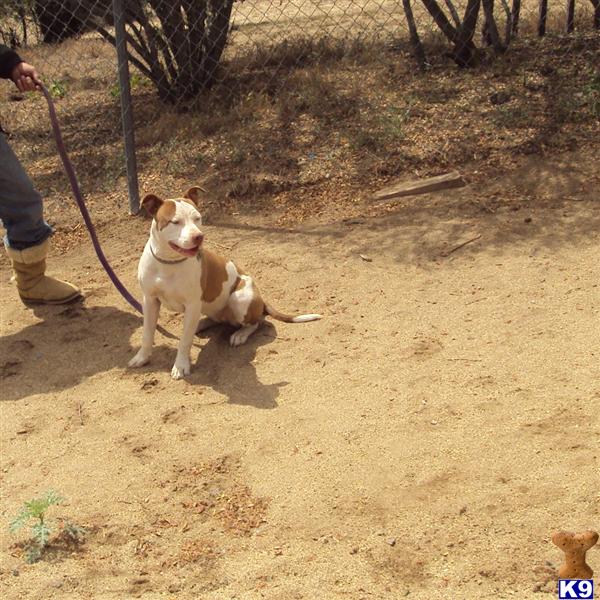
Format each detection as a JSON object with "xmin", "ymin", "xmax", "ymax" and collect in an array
[
  {"xmin": 0, "ymin": 10, "xmax": 598, "ymax": 252},
  {"xmin": 132, "ymin": 30, "xmax": 599, "ymax": 221}
]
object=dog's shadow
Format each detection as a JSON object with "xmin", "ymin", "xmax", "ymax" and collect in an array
[{"xmin": 188, "ymin": 321, "xmax": 287, "ymax": 409}]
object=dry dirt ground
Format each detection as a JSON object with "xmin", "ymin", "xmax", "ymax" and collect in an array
[{"xmin": 1, "ymin": 151, "xmax": 599, "ymax": 599}]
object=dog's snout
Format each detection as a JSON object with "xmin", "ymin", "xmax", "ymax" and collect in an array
[{"xmin": 193, "ymin": 232, "xmax": 204, "ymax": 245}]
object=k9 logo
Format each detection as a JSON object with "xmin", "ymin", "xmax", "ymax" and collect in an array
[{"xmin": 558, "ymin": 580, "xmax": 594, "ymax": 599}]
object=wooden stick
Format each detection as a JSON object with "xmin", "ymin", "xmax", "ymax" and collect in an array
[
  {"xmin": 373, "ymin": 171, "xmax": 465, "ymax": 202},
  {"xmin": 441, "ymin": 234, "xmax": 482, "ymax": 257}
]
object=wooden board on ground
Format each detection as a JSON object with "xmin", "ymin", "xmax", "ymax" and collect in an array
[{"xmin": 373, "ymin": 171, "xmax": 465, "ymax": 202}]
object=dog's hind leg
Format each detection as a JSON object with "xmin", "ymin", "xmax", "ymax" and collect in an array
[
  {"xmin": 196, "ymin": 317, "xmax": 217, "ymax": 333},
  {"xmin": 225, "ymin": 275, "xmax": 264, "ymax": 347}
]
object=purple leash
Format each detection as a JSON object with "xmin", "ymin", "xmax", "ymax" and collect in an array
[{"xmin": 40, "ymin": 84, "xmax": 142, "ymax": 314}]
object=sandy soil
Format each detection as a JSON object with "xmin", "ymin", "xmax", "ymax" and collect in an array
[{"xmin": 1, "ymin": 151, "xmax": 599, "ymax": 599}]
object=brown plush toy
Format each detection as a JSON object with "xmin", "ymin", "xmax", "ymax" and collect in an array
[{"xmin": 552, "ymin": 530, "xmax": 598, "ymax": 579}]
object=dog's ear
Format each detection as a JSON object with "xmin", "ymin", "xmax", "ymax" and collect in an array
[
  {"xmin": 142, "ymin": 193, "xmax": 163, "ymax": 217},
  {"xmin": 184, "ymin": 186, "xmax": 207, "ymax": 207}
]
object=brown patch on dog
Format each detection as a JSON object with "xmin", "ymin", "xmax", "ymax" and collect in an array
[
  {"xmin": 214, "ymin": 304, "xmax": 238, "ymax": 326},
  {"xmin": 200, "ymin": 250, "xmax": 230, "ymax": 303},
  {"xmin": 244, "ymin": 287, "xmax": 265, "ymax": 325},
  {"xmin": 184, "ymin": 186, "xmax": 207, "ymax": 206},
  {"xmin": 141, "ymin": 194, "xmax": 163, "ymax": 216},
  {"xmin": 263, "ymin": 302, "xmax": 295, "ymax": 323},
  {"xmin": 155, "ymin": 200, "xmax": 177, "ymax": 230},
  {"xmin": 212, "ymin": 276, "xmax": 257, "ymax": 326}
]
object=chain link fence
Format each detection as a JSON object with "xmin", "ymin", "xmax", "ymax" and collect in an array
[{"xmin": 1, "ymin": 0, "xmax": 599, "ymax": 214}]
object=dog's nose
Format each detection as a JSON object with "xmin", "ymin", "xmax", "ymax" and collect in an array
[{"xmin": 193, "ymin": 233, "xmax": 204, "ymax": 245}]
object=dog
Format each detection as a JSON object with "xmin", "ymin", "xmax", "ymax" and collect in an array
[{"xmin": 128, "ymin": 187, "xmax": 321, "ymax": 379}]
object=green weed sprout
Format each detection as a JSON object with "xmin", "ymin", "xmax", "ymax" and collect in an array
[
  {"xmin": 48, "ymin": 80, "xmax": 67, "ymax": 99},
  {"xmin": 10, "ymin": 491, "xmax": 85, "ymax": 563}
]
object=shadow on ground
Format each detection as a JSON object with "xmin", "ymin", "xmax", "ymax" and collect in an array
[
  {"xmin": 188, "ymin": 321, "xmax": 286, "ymax": 409},
  {"xmin": 213, "ymin": 174, "xmax": 600, "ymax": 266},
  {"xmin": 0, "ymin": 303, "xmax": 140, "ymax": 402}
]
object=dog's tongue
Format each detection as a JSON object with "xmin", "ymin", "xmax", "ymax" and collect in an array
[{"xmin": 170, "ymin": 242, "xmax": 199, "ymax": 257}]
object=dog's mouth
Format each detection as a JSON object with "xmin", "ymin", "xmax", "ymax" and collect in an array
[{"xmin": 169, "ymin": 241, "xmax": 201, "ymax": 257}]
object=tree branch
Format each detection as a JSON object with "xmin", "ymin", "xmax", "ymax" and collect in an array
[
  {"xmin": 444, "ymin": 0, "xmax": 462, "ymax": 26},
  {"xmin": 402, "ymin": 0, "xmax": 427, "ymax": 69}
]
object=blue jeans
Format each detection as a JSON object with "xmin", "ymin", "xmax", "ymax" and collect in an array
[{"xmin": 0, "ymin": 132, "xmax": 52, "ymax": 250}]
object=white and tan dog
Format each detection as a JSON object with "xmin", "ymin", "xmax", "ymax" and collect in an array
[{"xmin": 129, "ymin": 187, "xmax": 321, "ymax": 379}]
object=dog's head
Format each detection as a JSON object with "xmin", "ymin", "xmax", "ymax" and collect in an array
[{"xmin": 142, "ymin": 187, "xmax": 206, "ymax": 257}]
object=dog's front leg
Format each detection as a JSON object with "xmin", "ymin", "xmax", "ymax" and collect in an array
[
  {"xmin": 171, "ymin": 303, "xmax": 202, "ymax": 380},
  {"xmin": 129, "ymin": 295, "xmax": 160, "ymax": 368}
]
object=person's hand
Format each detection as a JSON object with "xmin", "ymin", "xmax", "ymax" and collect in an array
[{"xmin": 10, "ymin": 62, "xmax": 42, "ymax": 92}]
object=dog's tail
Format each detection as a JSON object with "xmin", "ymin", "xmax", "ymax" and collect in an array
[{"xmin": 264, "ymin": 302, "xmax": 321, "ymax": 324}]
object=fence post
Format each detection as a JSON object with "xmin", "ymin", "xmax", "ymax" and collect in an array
[{"xmin": 113, "ymin": 0, "xmax": 140, "ymax": 215}]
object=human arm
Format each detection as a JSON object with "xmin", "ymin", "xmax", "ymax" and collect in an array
[
  {"xmin": 0, "ymin": 44, "xmax": 23, "ymax": 80},
  {"xmin": 0, "ymin": 45, "xmax": 41, "ymax": 91}
]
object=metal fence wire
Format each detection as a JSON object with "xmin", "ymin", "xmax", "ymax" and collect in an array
[{"xmin": 1, "ymin": 0, "xmax": 599, "ymax": 212}]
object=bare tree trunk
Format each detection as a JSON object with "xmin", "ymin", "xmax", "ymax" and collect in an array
[
  {"xmin": 593, "ymin": 0, "xmax": 600, "ymax": 28},
  {"xmin": 127, "ymin": 20, "xmax": 169, "ymax": 90},
  {"xmin": 538, "ymin": 0, "xmax": 548, "ymax": 36},
  {"xmin": 419, "ymin": 0, "xmax": 485, "ymax": 68},
  {"xmin": 34, "ymin": 0, "xmax": 84, "ymax": 43},
  {"xmin": 200, "ymin": 0, "xmax": 235, "ymax": 90},
  {"xmin": 482, "ymin": 0, "xmax": 493, "ymax": 45},
  {"xmin": 453, "ymin": 0, "xmax": 481, "ymax": 67},
  {"xmin": 402, "ymin": 0, "xmax": 427, "ymax": 69},
  {"xmin": 182, "ymin": 0, "xmax": 207, "ymax": 89},
  {"xmin": 499, "ymin": 0, "xmax": 512, "ymax": 46},
  {"xmin": 150, "ymin": 0, "xmax": 191, "ymax": 95},
  {"xmin": 444, "ymin": 0, "xmax": 462, "ymax": 26},
  {"xmin": 566, "ymin": 0, "xmax": 575, "ymax": 31},
  {"xmin": 95, "ymin": 24, "xmax": 154, "ymax": 80},
  {"xmin": 511, "ymin": 0, "xmax": 521, "ymax": 34},
  {"xmin": 135, "ymin": 2, "xmax": 179, "ymax": 88},
  {"xmin": 482, "ymin": 0, "xmax": 506, "ymax": 52},
  {"xmin": 420, "ymin": 0, "xmax": 459, "ymax": 43}
]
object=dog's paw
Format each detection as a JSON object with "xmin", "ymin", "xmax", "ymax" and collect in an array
[
  {"xmin": 171, "ymin": 359, "xmax": 191, "ymax": 380},
  {"xmin": 229, "ymin": 330, "xmax": 248, "ymax": 347},
  {"xmin": 229, "ymin": 324, "xmax": 258, "ymax": 347},
  {"xmin": 128, "ymin": 350, "xmax": 151, "ymax": 368},
  {"xmin": 196, "ymin": 317, "xmax": 216, "ymax": 333}
]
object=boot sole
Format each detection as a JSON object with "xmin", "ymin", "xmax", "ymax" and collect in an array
[{"xmin": 20, "ymin": 292, "xmax": 83, "ymax": 306}]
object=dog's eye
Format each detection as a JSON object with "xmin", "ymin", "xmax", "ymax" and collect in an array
[
  {"xmin": 170, "ymin": 219, "xmax": 181, "ymax": 225},
  {"xmin": 193, "ymin": 215, "xmax": 201, "ymax": 222}
]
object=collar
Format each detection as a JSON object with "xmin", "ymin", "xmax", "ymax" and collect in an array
[
  {"xmin": 149, "ymin": 244, "xmax": 203, "ymax": 265},
  {"xmin": 149, "ymin": 244, "xmax": 189, "ymax": 265}
]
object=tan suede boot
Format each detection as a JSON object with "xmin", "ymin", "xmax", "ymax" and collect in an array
[{"xmin": 6, "ymin": 239, "xmax": 81, "ymax": 305}]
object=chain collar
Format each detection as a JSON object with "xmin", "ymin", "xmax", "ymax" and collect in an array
[{"xmin": 149, "ymin": 244, "xmax": 189, "ymax": 265}]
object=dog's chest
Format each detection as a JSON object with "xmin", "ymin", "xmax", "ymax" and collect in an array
[{"xmin": 143, "ymin": 260, "xmax": 201, "ymax": 313}]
